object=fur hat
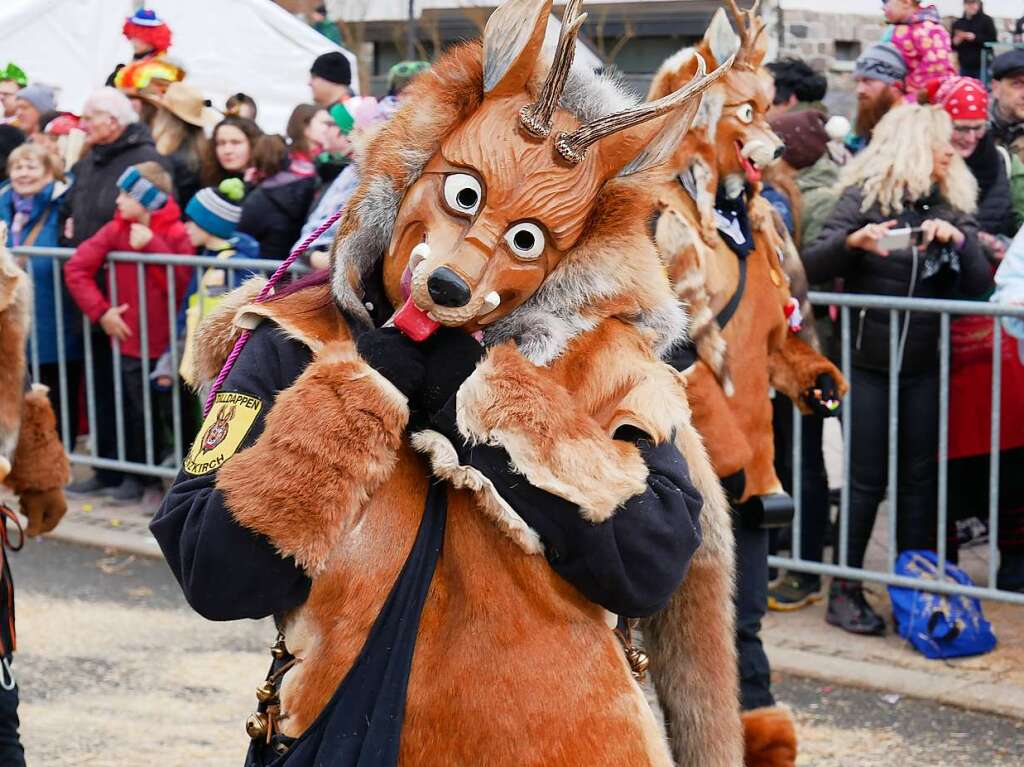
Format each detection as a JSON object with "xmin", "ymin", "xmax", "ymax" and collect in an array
[
  {"xmin": 311, "ymin": 52, "xmax": 351, "ymax": 86},
  {"xmin": 854, "ymin": 42, "xmax": 907, "ymax": 85},
  {"xmin": 770, "ymin": 109, "xmax": 829, "ymax": 170},
  {"xmin": 122, "ymin": 9, "xmax": 172, "ymax": 53}
]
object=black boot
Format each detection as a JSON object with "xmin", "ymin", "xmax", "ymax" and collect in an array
[{"xmin": 826, "ymin": 578, "xmax": 886, "ymax": 635}]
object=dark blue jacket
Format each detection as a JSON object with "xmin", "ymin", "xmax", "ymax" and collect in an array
[
  {"xmin": 151, "ymin": 321, "xmax": 703, "ymax": 621},
  {"xmin": 0, "ymin": 181, "xmax": 83, "ymax": 365}
]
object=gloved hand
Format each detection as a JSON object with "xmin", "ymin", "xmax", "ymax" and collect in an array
[
  {"xmin": 420, "ymin": 328, "xmax": 485, "ymax": 418},
  {"xmin": 355, "ymin": 326, "xmax": 427, "ymax": 401},
  {"xmin": 19, "ymin": 488, "xmax": 67, "ymax": 537},
  {"xmin": 801, "ymin": 373, "xmax": 841, "ymax": 418}
]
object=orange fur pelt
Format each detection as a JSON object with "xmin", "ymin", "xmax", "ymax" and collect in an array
[
  {"xmin": 0, "ymin": 223, "xmax": 29, "ymax": 480},
  {"xmin": 741, "ymin": 706, "xmax": 798, "ymax": 767}
]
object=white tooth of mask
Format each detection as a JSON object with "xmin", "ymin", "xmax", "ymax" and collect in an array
[
  {"xmin": 481, "ymin": 291, "xmax": 500, "ymax": 313},
  {"xmin": 410, "ymin": 242, "xmax": 431, "ymax": 273}
]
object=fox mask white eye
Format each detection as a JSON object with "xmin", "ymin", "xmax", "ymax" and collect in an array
[
  {"xmin": 735, "ymin": 103, "xmax": 754, "ymax": 124},
  {"xmin": 443, "ymin": 173, "xmax": 482, "ymax": 216},
  {"xmin": 504, "ymin": 222, "xmax": 545, "ymax": 260}
]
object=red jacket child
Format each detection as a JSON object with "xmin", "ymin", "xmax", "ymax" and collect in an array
[{"xmin": 65, "ymin": 165, "xmax": 193, "ymax": 360}]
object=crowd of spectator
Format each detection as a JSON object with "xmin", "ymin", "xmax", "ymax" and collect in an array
[
  {"xmin": 0, "ymin": 7, "xmax": 428, "ymax": 504},
  {"xmin": 1, "ymin": 0, "xmax": 1024, "ymax": 629},
  {"xmin": 763, "ymin": 0, "xmax": 1024, "ymax": 636}
]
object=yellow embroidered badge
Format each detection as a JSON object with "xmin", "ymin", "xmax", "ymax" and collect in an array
[{"xmin": 183, "ymin": 392, "xmax": 262, "ymax": 475}]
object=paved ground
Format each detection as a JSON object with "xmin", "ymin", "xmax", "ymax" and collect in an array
[{"xmin": 8, "ymin": 537, "xmax": 1024, "ymax": 766}]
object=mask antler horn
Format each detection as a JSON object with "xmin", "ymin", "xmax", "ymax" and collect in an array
[
  {"xmin": 519, "ymin": 0, "xmax": 588, "ymax": 138},
  {"xmin": 724, "ymin": 0, "xmax": 766, "ymax": 68},
  {"xmin": 555, "ymin": 52, "xmax": 734, "ymax": 166}
]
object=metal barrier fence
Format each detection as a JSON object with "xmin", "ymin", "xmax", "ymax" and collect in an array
[
  {"xmin": 14, "ymin": 246, "xmax": 308, "ymax": 480},
  {"xmin": 13, "ymin": 248, "xmax": 1024, "ymax": 604},
  {"xmin": 773, "ymin": 291, "xmax": 1024, "ymax": 606}
]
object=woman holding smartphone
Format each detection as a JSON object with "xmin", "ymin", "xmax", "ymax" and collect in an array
[{"xmin": 803, "ymin": 104, "xmax": 992, "ymax": 636}]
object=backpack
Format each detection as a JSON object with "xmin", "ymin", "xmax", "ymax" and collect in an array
[{"xmin": 888, "ymin": 551, "xmax": 997, "ymax": 660}]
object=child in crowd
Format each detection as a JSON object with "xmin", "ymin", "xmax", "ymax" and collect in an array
[
  {"xmin": 151, "ymin": 178, "xmax": 256, "ymax": 449},
  {"xmin": 882, "ymin": 0, "xmax": 957, "ymax": 98},
  {"xmin": 64, "ymin": 162, "xmax": 192, "ymax": 502}
]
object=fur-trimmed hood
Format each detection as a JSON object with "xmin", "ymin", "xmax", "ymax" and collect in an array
[{"xmin": 328, "ymin": 39, "xmax": 689, "ymax": 366}]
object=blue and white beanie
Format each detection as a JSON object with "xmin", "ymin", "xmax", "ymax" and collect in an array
[
  {"xmin": 117, "ymin": 166, "xmax": 169, "ymax": 212},
  {"xmin": 185, "ymin": 178, "xmax": 246, "ymax": 239}
]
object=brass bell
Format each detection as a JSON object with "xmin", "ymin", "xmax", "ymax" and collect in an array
[
  {"xmin": 270, "ymin": 637, "xmax": 288, "ymax": 660},
  {"xmin": 245, "ymin": 712, "xmax": 269, "ymax": 740},
  {"xmin": 256, "ymin": 680, "xmax": 278, "ymax": 704},
  {"xmin": 626, "ymin": 647, "xmax": 651, "ymax": 679}
]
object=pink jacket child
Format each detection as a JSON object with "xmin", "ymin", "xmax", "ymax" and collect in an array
[
  {"xmin": 884, "ymin": 1, "xmax": 957, "ymax": 99},
  {"xmin": 65, "ymin": 164, "xmax": 192, "ymax": 360}
]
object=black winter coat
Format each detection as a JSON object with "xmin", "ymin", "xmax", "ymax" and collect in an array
[
  {"xmin": 803, "ymin": 186, "xmax": 992, "ymax": 374},
  {"xmin": 965, "ymin": 133, "xmax": 1014, "ymax": 235},
  {"xmin": 237, "ymin": 173, "xmax": 317, "ymax": 261},
  {"xmin": 67, "ymin": 122, "xmax": 170, "ymax": 245},
  {"xmin": 167, "ymin": 146, "xmax": 202, "ymax": 208},
  {"xmin": 951, "ymin": 12, "xmax": 997, "ymax": 74}
]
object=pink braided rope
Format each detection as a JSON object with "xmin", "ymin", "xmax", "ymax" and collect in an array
[{"xmin": 203, "ymin": 208, "xmax": 347, "ymax": 416}]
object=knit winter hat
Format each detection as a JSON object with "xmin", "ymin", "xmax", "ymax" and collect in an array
[
  {"xmin": 16, "ymin": 84, "xmax": 56, "ymax": 115},
  {"xmin": 311, "ymin": 52, "xmax": 352, "ymax": 86},
  {"xmin": 185, "ymin": 178, "xmax": 245, "ymax": 239},
  {"xmin": 769, "ymin": 109, "xmax": 830, "ymax": 170},
  {"xmin": 328, "ymin": 96, "xmax": 382, "ymax": 135},
  {"xmin": 924, "ymin": 77, "xmax": 987, "ymax": 122},
  {"xmin": 0, "ymin": 63, "xmax": 27, "ymax": 87},
  {"xmin": 122, "ymin": 8, "xmax": 172, "ymax": 53},
  {"xmin": 117, "ymin": 165, "xmax": 169, "ymax": 212},
  {"xmin": 854, "ymin": 43, "xmax": 907, "ymax": 85}
]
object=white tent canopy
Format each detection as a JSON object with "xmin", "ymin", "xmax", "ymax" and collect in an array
[{"xmin": 0, "ymin": 0, "xmax": 358, "ymax": 134}]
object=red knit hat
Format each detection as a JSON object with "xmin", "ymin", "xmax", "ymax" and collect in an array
[{"xmin": 924, "ymin": 77, "xmax": 987, "ymax": 122}]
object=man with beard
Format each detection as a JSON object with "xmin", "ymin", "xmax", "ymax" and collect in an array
[
  {"xmin": 846, "ymin": 43, "xmax": 906, "ymax": 154},
  {"xmin": 989, "ymin": 50, "xmax": 1024, "ymax": 227}
]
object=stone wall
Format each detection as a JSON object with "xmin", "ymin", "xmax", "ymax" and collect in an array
[{"xmin": 776, "ymin": 8, "xmax": 1020, "ymax": 114}]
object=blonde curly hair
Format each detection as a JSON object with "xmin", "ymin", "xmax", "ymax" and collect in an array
[{"xmin": 839, "ymin": 104, "xmax": 977, "ymax": 216}]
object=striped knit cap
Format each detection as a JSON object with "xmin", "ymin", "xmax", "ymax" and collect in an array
[
  {"xmin": 185, "ymin": 178, "xmax": 245, "ymax": 239},
  {"xmin": 117, "ymin": 166, "xmax": 169, "ymax": 212}
]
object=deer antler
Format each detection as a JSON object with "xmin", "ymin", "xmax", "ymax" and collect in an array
[
  {"xmin": 555, "ymin": 52, "xmax": 734, "ymax": 165},
  {"xmin": 724, "ymin": 0, "xmax": 766, "ymax": 69},
  {"xmin": 519, "ymin": 0, "xmax": 588, "ymax": 138}
]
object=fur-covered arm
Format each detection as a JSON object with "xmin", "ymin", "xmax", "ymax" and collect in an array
[
  {"xmin": 218, "ymin": 341, "xmax": 409, "ymax": 575},
  {"xmin": 768, "ymin": 334, "xmax": 848, "ymax": 414},
  {"xmin": 682, "ymin": 360, "xmax": 753, "ymax": 479},
  {"xmin": 454, "ymin": 343, "xmax": 649, "ymax": 523}
]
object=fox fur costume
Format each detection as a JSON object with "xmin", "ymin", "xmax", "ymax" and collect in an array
[
  {"xmin": 649, "ymin": 4, "xmax": 848, "ymax": 766},
  {"xmin": 0, "ymin": 222, "xmax": 68, "ymax": 538},
  {"xmin": 186, "ymin": 0, "xmax": 747, "ymax": 763}
]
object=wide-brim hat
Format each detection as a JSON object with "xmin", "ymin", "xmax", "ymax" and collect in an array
[{"xmin": 144, "ymin": 81, "xmax": 219, "ymax": 129}]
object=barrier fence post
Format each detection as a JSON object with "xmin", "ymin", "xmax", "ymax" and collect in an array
[
  {"xmin": 167, "ymin": 263, "xmax": 183, "ymax": 467},
  {"xmin": 52, "ymin": 255, "xmax": 70, "ymax": 450},
  {"xmin": 839, "ymin": 305, "xmax": 852, "ymax": 568},
  {"xmin": 988, "ymin": 317, "xmax": 1003, "ymax": 589},
  {"xmin": 937, "ymin": 312, "xmax": 950, "ymax": 574},
  {"xmin": 888, "ymin": 309, "xmax": 899, "ymax": 573},
  {"xmin": 791, "ymin": 401, "xmax": 802, "ymax": 562},
  {"xmin": 82, "ymin": 312, "xmax": 97, "ymax": 459},
  {"xmin": 109, "ymin": 265, "xmax": 126, "ymax": 463},
  {"xmin": 137, "ymin": 262, "xmax": 154, "ymax": 468}
]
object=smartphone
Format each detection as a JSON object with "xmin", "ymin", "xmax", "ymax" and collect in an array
[{"xmin": 876, "ymin": 227, "xmax": 923, "ymax": 251}]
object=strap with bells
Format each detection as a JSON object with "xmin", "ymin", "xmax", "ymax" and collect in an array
[
  {"xmin": 614, "ymin": 618, "xmax": 650, "ymax": 682},
  {"xmin": 246, "ymin": 632, "xmax": 300, "ymax": 755}
]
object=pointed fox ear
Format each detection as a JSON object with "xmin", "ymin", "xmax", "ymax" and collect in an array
[
  {"xmin": 483, "ymin": 0, "xmax": 553, "ymax": 97},
  {"xmin": 703, "ymin": 8, "xmax": 740, "ymax": 68}
]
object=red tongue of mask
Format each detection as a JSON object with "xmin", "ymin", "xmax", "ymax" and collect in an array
[
  {"xmin": 393, "ymin": 295, "xmax": 441, "ymax": 342},
  {"xmin": 737, "ymin": 143, "xmax": 761, "ymax": 184}
]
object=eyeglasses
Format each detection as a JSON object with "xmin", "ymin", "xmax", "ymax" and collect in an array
[{"xmin": 952, "ymin": 123, "xmax": 987, "ymax": 135}]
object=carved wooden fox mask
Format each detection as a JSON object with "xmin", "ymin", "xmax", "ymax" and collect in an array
[{"xmin": 371, "ymin": 0, "xmax": 732, "ymax": 336}]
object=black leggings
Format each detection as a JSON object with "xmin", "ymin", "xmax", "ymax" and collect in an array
[
  {"xmin": 844, "ymin": 366, "xmax": 939, "ymax": 570},
  {"xmin": 772, "ymin": 397, "xmax": 830, "ymax": 569}
]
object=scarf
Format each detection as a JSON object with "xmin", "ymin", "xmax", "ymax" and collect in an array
[
  {"xmin": 966, "ymin": 132, "xmax": 1003, "ymax": 199},
  {"xmin": 9, "ymin": 192, "xmax": 35, "ymax": 248},
  {"xmin": 713, "ymin": 186, "xmax": 754, "ymax": 259}
]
